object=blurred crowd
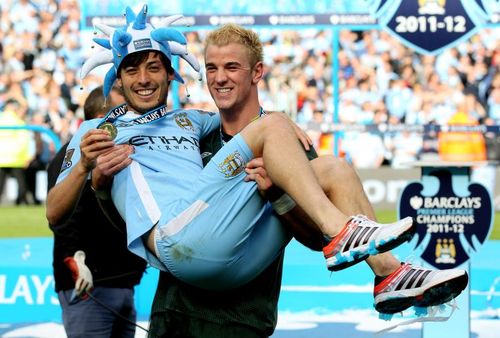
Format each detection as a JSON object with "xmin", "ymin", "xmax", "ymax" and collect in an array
[
  {"xmin": 0, "ymin": 0, "xmax": 87, "ymax": 204},
  {"xmin": 179, "ymin": 28, "xmax": 500, "ymax": 168},
  {"xmin": 336, "ymin": 29, "xmax": 500, "ymax": 168},
  {"xmin": 0, "ymin": 1, "xmax": 499, "ymax": 204}
]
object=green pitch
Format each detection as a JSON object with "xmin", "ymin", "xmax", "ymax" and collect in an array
[
  {"xmin": 0, "ymin": 206, "xmax": 51, "ymax": 237},
  {"xmin": 0, "ymin": 205, "xmax": 499, "ymax": 240}
]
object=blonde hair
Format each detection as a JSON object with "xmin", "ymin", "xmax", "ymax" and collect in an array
[{"xmin": 204, "ymin": 24, "xmax": 263, "ymax": 68}]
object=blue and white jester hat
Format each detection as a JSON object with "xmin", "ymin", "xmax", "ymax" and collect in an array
[{"xmin": 80, "ymin": 4, "xmax": 200, "ymax": 98}]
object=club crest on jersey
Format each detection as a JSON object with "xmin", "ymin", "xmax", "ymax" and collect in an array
[
  {"xmin": 174, "ymin": 112, "xmax": 195, "ymax": 132},
  {"xmin": 60, "ymin": 148, "xmax": 75, "ymax": 173},
  {"xmin": 218, "ymin": 151, "xmax": 246, "ymax": 178}
]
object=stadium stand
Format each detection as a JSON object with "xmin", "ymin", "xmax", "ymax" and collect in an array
[{"xmin": 0, "ymin": 1, "xmax": 498, "ymax": 205}]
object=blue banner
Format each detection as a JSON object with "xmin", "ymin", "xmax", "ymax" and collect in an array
[
  {"xmin": 81, "ymin": 0, "xmax": 370, "ymax": 17},
  {"xmin": 399, "ymin": 166, "xmax": 493, "ymax": 269},
  {"xmin": 0, "ymin": 238, "xmax": 158, "ymax": 323},
  {"xmin": 373, "ymin": 0, "xmax": 498, "ymax": 55}
]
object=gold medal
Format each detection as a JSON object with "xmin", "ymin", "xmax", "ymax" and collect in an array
[{"xmin": 99, "ymin": 122, "xmax": 118, "ymax": 140}]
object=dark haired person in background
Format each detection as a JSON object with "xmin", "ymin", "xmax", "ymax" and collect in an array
[{"xmin": 46, "ymin": 85, "xmax": 146, "ymax": 338}]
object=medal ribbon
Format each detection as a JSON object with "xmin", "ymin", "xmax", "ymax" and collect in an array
[
  {"xmin": 97, "ymin": 104, "xmax": 171, "ymax": 128},
  {"xmin": 96, "ymin": 104, "xmax": 128, "ymax": 128}
]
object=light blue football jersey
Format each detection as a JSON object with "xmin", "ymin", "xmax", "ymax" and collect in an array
[
  {"xmin": 57, "ymin": 108, "xmax": 219, "ymax": 244},
  {"xmin": 57, "ymin": 108, "xmax": 290, "ymax": 289}
]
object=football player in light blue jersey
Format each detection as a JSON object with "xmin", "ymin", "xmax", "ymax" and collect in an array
[{"xmin": 50, "ymin": 5, "xmax": 419, "ymax": 290}]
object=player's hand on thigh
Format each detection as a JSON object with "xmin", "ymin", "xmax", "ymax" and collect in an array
[
  {"xmin": 268, "ymin": 111, "xmax": 312, "ymax": 150},
  {"xmin": 291, "ymin": 121, "xmax": 312, "ymax": 151},
  {"xmin": 245, "ymin": 157, "xmax": 283, "ymax": 200}
]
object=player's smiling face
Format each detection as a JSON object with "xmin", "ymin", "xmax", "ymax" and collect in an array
[
  {"xmin": 204, "ymin": 43, "xmax": 260, "ymax": 113},
  {"xmin": 118, "ymin": 52, "xmax": 173, "ymax": 114}
]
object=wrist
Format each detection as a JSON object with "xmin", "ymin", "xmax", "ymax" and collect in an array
[
  {"xmin": 76, "ymin": 161, "xmax": 92, "ymax": 176},
  {"xmin": 76, "ymin": 156, "xmax": 96, "ymax": 172},
  {"xmin": 271, "ymin": 193, "xmax": 296, "ymax": 215}
]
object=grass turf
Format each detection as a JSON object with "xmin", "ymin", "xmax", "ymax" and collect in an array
[
  {"xmin": 0, "ymin": 205, "xmax": 499, "ymax": 240},
  {"xmin": 0, "ymin": 205, "xmax": 51, "ymax": 237}
]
